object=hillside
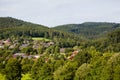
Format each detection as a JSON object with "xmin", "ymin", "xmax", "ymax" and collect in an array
[
  {"xmin": 0, "ymin": 17, "xmax": 49, "ymax": 38},
  {"xmin": 0, "ymin": 17, "xmax": 120, "ymax": 80},
  {"xmin": 0, "ymin": 17, "xmax": 82, "ymax": 47},
  {"xmin": 0, "ymin": 17, "xmax": 48, "ymax": 29},
  {"xmin": 53, "ymin": 22, "xmax": 120, "ymax": 39}
]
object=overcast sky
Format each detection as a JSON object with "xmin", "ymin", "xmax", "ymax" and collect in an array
[{"xmin": 0, "ymin": 0, "xmax": 120, "ymax": 27}]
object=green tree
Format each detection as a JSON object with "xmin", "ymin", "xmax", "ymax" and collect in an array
[
  {"xmin": 38, "ymin": 63, "xmax": 53, "ymax": 80},
  {"xmin": 31, "ymin": 58, "xmax": 45, "ymax": 80},
  {"xmin": 5, "ymin": 58, "xmax": 22, "ymax": 80},
  {"xmin": 89, "ymin": 53, "xmax": 112, "ymax": 80},
  {"xmin": 0, "ymin": 73, "xmax": 6, "ymax": 80},
  {"xmin": 74, "ymin": 63, "xmax": 91, "ymax": 80},
  {"xmin": 37, "ymin": 46, "xmax": 44, "ymax": 54},
  {"xmin": 21, "ymin": 58, "xmax": 34, "ymax": 74},
  {"xmin": 73, "ymin": 50, "xmax": 91, "ymax": 66},
  {"xmin": 101, "ymin": 53, "xmax": 120, "ymax": 80},
  {"xmin": 54, "ymin": 61, "xmax": 78, "ymax": 80},
  {"xmin": 54, "ymin": 45, "xmax": 60, "ymax": 54}
]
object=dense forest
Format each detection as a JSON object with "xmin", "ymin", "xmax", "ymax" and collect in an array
[
  {"xmin": 0, "ymin": 17, "xmax": 120, "ymax": 80},
  {"xmin": 53, "ymin": 22, "xmax": 120, "ymax": 39}
]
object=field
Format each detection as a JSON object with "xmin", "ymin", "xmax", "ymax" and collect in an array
[{"xmin": 32, "ymin": 37, "xmax": 51, "ymax": 42}]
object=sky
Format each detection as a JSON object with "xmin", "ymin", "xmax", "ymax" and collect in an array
[{"xmin": 0, "ymin": 0, "xmax": 120, "ymax": 27}]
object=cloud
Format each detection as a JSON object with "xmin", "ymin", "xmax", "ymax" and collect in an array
[{"xmin": 0, "ymin": 0, "xmax": 120, "ymax": 26}]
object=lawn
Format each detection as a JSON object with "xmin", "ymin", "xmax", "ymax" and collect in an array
[{"xmin": 32, "ymin": 37, "xmax": 51, "ymax": 42}]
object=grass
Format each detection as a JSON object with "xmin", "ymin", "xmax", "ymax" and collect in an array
[{"xmin": 32, "ymin": 37, "xmax": 51, "ymax": 42}]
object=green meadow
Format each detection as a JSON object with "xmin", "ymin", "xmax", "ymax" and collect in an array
[{"xmin": 32, "ymin": 37, "xmax": 51, "ymax": 42}]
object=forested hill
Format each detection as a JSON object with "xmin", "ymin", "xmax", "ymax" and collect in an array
[
  {"xmin": 0, "ymin": 17, "xmax": 120, "ymax": 80},
  {"xmin": 0, "ymin": 17, "xmax": 49, "ymax": 38},
  {"xmin": 0, "ymin": 17, "xmax": 82, "ymax": 47},
  {"xmin": 53, "ymin": 22, "xmax": 120, "ymax": 39},
  {"xmin": 0, "ymin": 17, "xmax": 48, "ymax": 29}
]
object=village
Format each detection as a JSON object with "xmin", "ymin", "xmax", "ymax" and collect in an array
[
  {"xmin": 0, "ymin": 38, "xmax": 79, "ymax": 61},
  {"xmin": 0, "ymin": 38, "xmax": 54, "ymax": 59}
]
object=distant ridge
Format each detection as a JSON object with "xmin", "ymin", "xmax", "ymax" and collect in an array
[
  {"xmin": 1, "ymin": 17, "xmax": 120, "ymax": 40},
  {"xmin": 0, "ymin": 17, "xmax": 48, "ymax": 28},
  {"xmin": 53, "ymin": 22, "xmax": 120, "ymax": 39}
]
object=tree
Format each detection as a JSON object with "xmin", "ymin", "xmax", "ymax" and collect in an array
[
  {"xmin": 74, "ymin": 63, "xmax": 91, "ymax": 80},
  {"xmin": 101, "ymin": 53, "xmax": 120, "ymax": 80},
  {"xmin": 108, "ymin": 29, "xmax": 120, "ymax": 44},
  {"xmin": 89, "ymin": 53, "xmax": 112, "ymax": 80},
  {"xmin": 54, "ymin": 61, "xmax": 78, "ymax": 80},
  {"xmin": 44, "ymin": 32, "xmax": 49, "ymax": 38},
  {"xmin": 21, "ymin": 46, "xmax": 34, "ymax": 55},
  {"xmin": 21, "ymin": 74, "xmax": 32, "ymax": 80},
  {"xmin": 73, "ymin": 50, "xmax": 91, "ymax": 66},
  {"xmin": 37, "ymin": 46, "xmax": 44, "ymax": 54},
  {"xmin": 5, "ymin": 58, "xmax": 21, "ymax": 80},
  {"xmin": 54, "ymin": 45, "xmax": 60, "ymax": 54},
  {"xmin": 38, "ymin": 63, "xmax": 53, "ymax": 80},
  {"xmin": 31, "ymin": 58, "xmax": 45, "ymax": 80},
  {"xmin": 0, "ymin": 73, "xmax": 6, "ymax": 80},
  {"xmin": 21, "ymin": 58, "xmax": 34, "ymax": 74}
]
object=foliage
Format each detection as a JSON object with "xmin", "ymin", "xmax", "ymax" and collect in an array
[
  {"xmin": 53, "ymin": 22, "xmax": 120, "ymax": 39},
  {"xmin": 0, "ymin": 17, "xmax": 120, "ymax": 80},
  {"xmin": 74, "ymin": 63, "xmax": 91, "ymax": 80},
  {"xmin": 21, "ymin": 74, "xmax": 32, "ymax": 80},
  {"xmin": 5, "ymin": 58, "xmax": 22, "ymax": 80},
  {"xmin": 54, "ymin": 61, "xmax": 78, "ymax": 80},
  {"xmin": 0, "ymin": 73, "xmax": 6, "ymax": 80}
]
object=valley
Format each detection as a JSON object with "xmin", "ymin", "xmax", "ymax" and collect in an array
[{"xmin": 0, "ymin": 17, "xmax": 120, "ymax": 80}]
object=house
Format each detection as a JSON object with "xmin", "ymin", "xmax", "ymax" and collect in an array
[
  {"xmin": 42, "ymin": 41, "xmax": 54, "ymax": 47},
  {"xmin": 9, "ymin": 44, "xmax": 16, "ymax": 49},
  {"xmin": 68, "ymin": 50, "xmax": 79, "ymax": 60},
  {"xmin": 60, "ymin": 48, "xmax": 65, "ymax": 53},
  {"xmin": 33, "ymin": 44, "xmax": 40, "ymax": 49},
  {"xmin": 0, "ymin": 40, "xmax": 4, "ymax": 44},
  {"xmin": 4, "ymin": 38, "xmax": 11, "ymax": 45},
  {"xmin": 45, "ymin": 58, "xmax": 49, "ymax": 63},
  {"xmin": 34, "ymin": 55, "xmax": 40, "ymax": 59},
  {"xmin": 20, "ymin": 44, "xmax": 29, "ymax": 49},
  {"xmin": 0, "ymin": 41, "xmax": 4, "ymax": 48},
  {"xmin": 13, "ymin": 53, "xmax": 27, "ymax": 58},
  {"xmin": 0, "ymin": 45, "xmax": 4, "ymax": 48},
  {"xmin": 28, "ymin": 55, "xmax": 34, "ymax": 59},
  {"xmin": 48, "ymin": 42, "xmax": 54, "ymax": 46}
]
